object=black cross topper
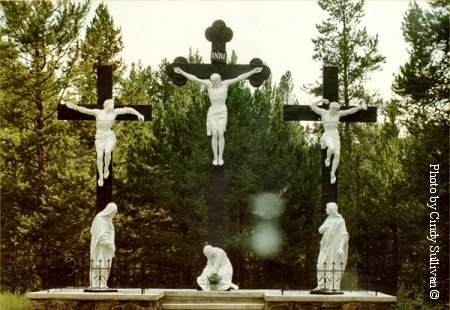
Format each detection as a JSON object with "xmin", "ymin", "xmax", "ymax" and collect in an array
[
  {"xmin": 206, "ymin": 19, "xmax": 233, "ymax": 63},
  {"xmin": 167, "ymin": 19, "xmax": 271, "ymax": 87},
  {"xmin": 58, "ymin": 65, "xmax": 152, "ymax": 212},
  {"xmin": 284, "ymin": 67, "xmax": 377, "ymax": 206}
]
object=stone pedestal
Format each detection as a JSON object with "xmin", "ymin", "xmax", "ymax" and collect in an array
[
  {"xmin": 30, "ymin": 300, "xmax": 161, "ymax": 310},
  {"xmin": 28, "ymin": 289, "xmax": 163, "ymax": 310},
  {"xmin": 265, "ymin": 290, "xmax": 396, "ymax": 310}
]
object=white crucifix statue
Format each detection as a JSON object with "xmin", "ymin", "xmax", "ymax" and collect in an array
[
  {"xmin": 64, "ymin": 99, "xmax": 144, "ymax": 186},
  {"xmin": 310, "ymin": 98, "xmax": 367, "ymax": 184},
  {"xmin": 173, "ymin": 67, "xmax": 262, "ymax": 166}
]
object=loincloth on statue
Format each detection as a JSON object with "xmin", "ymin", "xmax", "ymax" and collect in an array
[
  {"xmin": 95, "ymin": 130, "xmax": 117, "ymax": 152},
  {"xmin": 207, "ymin": 105, "xmax": 227, "ymax": 136},
  {"xmin": 320, "ymin": 131, "xmax": 340, "ymax": 150}
]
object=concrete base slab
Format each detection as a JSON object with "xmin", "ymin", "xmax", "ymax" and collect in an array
[{"xmin": 27, "ymin": 288, "xmax": 396, "ymax": 310}]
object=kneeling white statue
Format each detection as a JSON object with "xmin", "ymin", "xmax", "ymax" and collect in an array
[
  {"xmin": 89, "ymin": 202, "xmax": 117, "ymax": 289},
  {"xmin": 197, "ymin": 245, "xmax": 239, "ymax": 291},
  {"xmin": 314, "ymin": 202, "xmax": 349, "ymax": 291}
]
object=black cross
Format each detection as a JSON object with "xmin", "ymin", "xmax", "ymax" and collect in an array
[
  {"xmin": 58, "ymin": 65, "xmax": 152, "ymax": 212},
  {"xmin": 167, "ymin": 20, "xmax": 271, "ymax": 247},
  {"xmin": 284, "ymin": 66, "xmax": 377, "ymax": 206}
]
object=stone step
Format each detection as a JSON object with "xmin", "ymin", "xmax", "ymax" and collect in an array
[
  {"xmin": 162, "ymin": 303, "xmax": 266, "ymax": 310},
  {"xmin": 163, "ymin": 296, "xmax": 263, "ymax": 304},
  {"xmin": 162, "ymin": 291, "xmax": 266, "ymax": 305}
]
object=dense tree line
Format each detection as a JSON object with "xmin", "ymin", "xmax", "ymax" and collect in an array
[{"xmin": 0, "ymin": 1, "xmax": 447, "ymax": 308}]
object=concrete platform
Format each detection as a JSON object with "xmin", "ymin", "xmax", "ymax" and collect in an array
[
  {"xmin": 265, "ymin": 290, "xmax": 397, "ymax": 302},
  {"xmin": 27, "ymin": 288, "xmax": 163, "ymax": 300},
  {"xmin": 27, "ymin": 288, "xmax": 397, "ymax": 309}
]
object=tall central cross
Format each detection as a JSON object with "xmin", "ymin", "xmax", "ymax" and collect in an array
[
  {"xmin": 167, "ymin": 20, "xmax": 271, "ymax": 247},
  {"xmin": 284, "ymin": 66, "xmax": 377, "ymax": 206},
  {"xmin": 58, "ymin": 65, "xmax": 152, "ymax": 212}
]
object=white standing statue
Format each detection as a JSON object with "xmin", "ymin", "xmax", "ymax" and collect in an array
[
  {"xmin": 310, "ymin": 98, "xmax": 367, "ymax": 184},
  {"xmin": 173, "ymin": 67, "xmax": 262, "ymax": 166},
  {"xmin": 197, "ymin": 245, "xmax": 239, "ymax": 291},
  {"xmin": 89, "ymin": 202, "xmax": 117, "ymax": 289},
  {"xmin": 65, "ymin": 99, "xmax": 144, "ymax": 186},
  {"xmin": 314, "ymin": 202, "xmax": 349, "ymax": 291}
]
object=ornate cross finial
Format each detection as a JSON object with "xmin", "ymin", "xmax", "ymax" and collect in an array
[
  {"xmin": 167, "ymin": 19, "xmax": 271, "ymax": 87},
  {"xmin": 205, "ymin": 20, "xmax": 233, "ymax": 64}
]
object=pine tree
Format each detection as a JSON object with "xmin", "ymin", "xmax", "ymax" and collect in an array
[
  {"xmin": 75, "ymin": 2, "xmax": 125, "ymax": 104},
  {"xmin": 393, "ymin": 1, "xmax": 449, "ymax": 303},
  {"xmin": 312, "ymin": 0, "xmax": 385, "ymax": 105},
  {"xmin": 346, "ymin": 101, "xmax": 412, "ymax": 294},
  {"xmin": 393, "ymin": 1, "xmax": 449, "ymax": 127},
  {"xmin": 0, "ymin": 0, "xmax": 91, "ymax": 291}
]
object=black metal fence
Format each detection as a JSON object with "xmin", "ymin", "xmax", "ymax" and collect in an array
[
  {"xmin": 45, "ymin": 257, "xmax": 196, "ymax": 290},
  {"xmin": 1, "ymin": 250, "xmax": 389, "ymax": 293},
  {"xmin": 42, "ymin": 256, "xmax": 384, "ymax": 293}
]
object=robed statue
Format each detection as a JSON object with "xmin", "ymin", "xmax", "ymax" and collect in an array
[
  {"xmin": 314, "ymin": 202, "xmax": 349, "ymax": 291},
  {"xmin": 89, "ymin": 202, "xmax": 117, "ymax": 289}
]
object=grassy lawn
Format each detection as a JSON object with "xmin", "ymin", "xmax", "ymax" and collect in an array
[{"xmin": 0, "ymin": 293, "xmax": 29, "ymax": 310}]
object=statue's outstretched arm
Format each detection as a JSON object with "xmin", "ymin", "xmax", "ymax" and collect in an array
[
  {"xmin": 115, "ymin": 107, "xmax": 144, "ymax": 121},
  {"xmin": 174, "ymin": 67, "xmax": 210, "ymax": 86},
  {"xmin": 225, "ymin": 67, "xmax": 263, "ymax": 86},
  {"xmin": 65, "ymin": 103, "xmax": 99, "ymax": 116},
  {"xmin": 339, "ymin": 103, "xmax": 367, "ymax": 117}
]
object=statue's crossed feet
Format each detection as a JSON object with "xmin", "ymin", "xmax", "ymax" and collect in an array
[
  {"xmin": 330, "ymin": 174, "xmax": 336, "ymax": 184},
  {"xmin": 104, "ymin": 169, "xmax": 110, "ymax": 179},
  {"xmin": 98, "ymin": 177, "xmax": 104, "ymax": 187}
]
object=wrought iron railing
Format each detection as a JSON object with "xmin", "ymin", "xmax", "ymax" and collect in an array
[
  {"xmin": 42, "ymin": 257, "xmax": 384, "ymax": 293},
  {"xmin": 0, "ymin": 251, "xmax": 387, "ymax": 293},
  {"xmin": 315, "ymin": 262, "xmax": 345, "ymax": 291}
]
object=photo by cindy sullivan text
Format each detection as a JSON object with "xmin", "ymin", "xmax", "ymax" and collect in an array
[{"xmin": 427, "ymin": 163, "xmax": 440, "ymax": 300}]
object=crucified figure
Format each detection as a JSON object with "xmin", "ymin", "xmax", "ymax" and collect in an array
[
  {"xmin": 310, "ymin": 98, "xmax": 367, "ymax": 184},
  {"xmin": 173, "ymin": 67, "xmax": 263, "ymax": 166},
  {"xmin": 65, "ymin": 99, "xmax": 144, "ymax": 186}
]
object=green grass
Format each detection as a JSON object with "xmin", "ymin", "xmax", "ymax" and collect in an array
[{"xmin": 0, "ymin": 293, "xmax": 29, "ymax": 310}]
